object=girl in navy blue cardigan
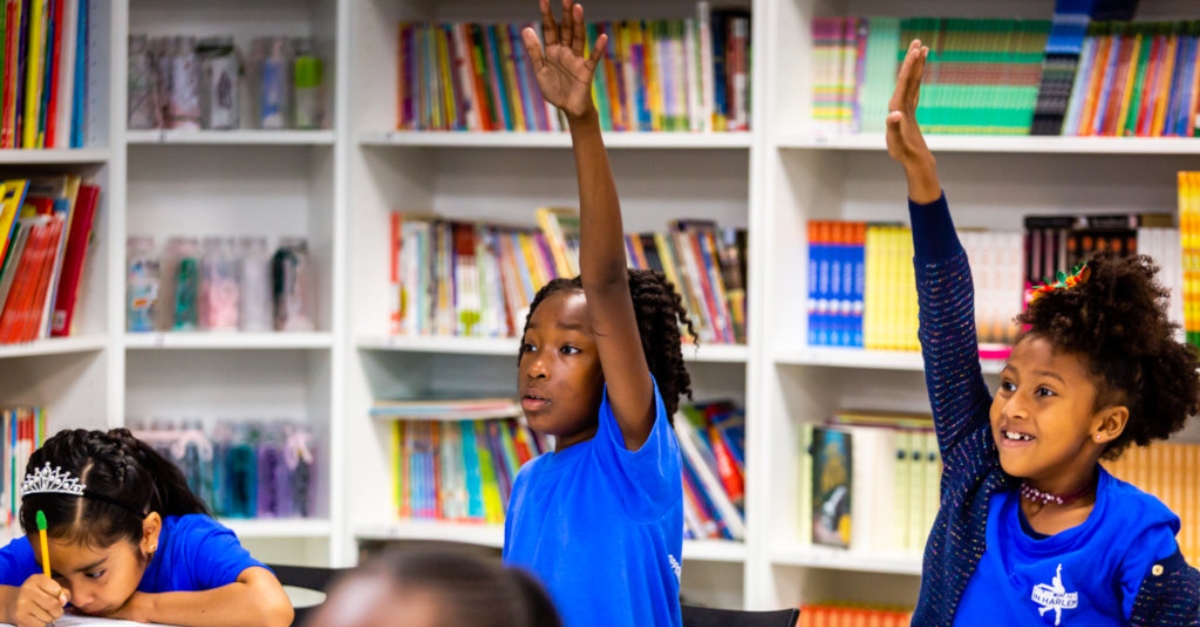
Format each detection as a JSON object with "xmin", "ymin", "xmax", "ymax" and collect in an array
[{"xmin": 888, "ymin": 40, "xmax": 1200, "ymax": 626}]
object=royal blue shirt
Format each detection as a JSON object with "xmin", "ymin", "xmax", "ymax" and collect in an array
[
  {"xmin": 0, "ymin": 514, "xmax": 265, "ymax": 592},
  {"xmin": 953, "ymin": 466, "xmax": 1180, "ymax": 626},
  {"xmin": 502, "ymin": 380, "xmax": 684, "ymax": 627}
]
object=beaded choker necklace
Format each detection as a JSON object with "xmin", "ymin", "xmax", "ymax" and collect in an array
[{"xmin": 1020, "ymin": 481, "xmax": 1092, "ymax": 506}]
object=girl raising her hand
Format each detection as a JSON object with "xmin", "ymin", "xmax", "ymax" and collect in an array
[
  {"xmin": 503, "ymin": 2, "xmax": 695, "ymax": 626},
  {"xmin": 888, "ymin": 39, "xmax": 1200, "ymax": 626}
]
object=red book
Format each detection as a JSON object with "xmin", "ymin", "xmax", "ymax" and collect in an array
[
  {"xmin": 0, "ymin": 220, "xmax": 45, "ymax": 343},
  {"xmin": 1, "ymin": 0, "xmax": 16, "ymax": 148},
  {"xmin": 50, "ymin": 183, "xmax": 97, "ymax": 337},
  {"xmin": 21, "ymin": 214, "xmax": 61, "ymax": 341},
  {"xmin": 43, "ymin": 0, "xmax": 62, "ymax": 147}
]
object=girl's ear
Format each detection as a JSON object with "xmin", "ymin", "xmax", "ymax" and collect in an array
[
  {"xmin": 141, "ymin": 512, "xmax": 163, "ymax": 555},
  {"xmin": 1092, "ymin": 405, "xmax": 1130, "ymax": 444}
]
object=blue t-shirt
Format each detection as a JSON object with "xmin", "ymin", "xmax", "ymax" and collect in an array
[
  {"xmin": 502, "ymin": 380, "xmax": 684, "ymax": 627},
  {"xmin": 0, "ymin": 514, "xmax": 265, "ymax": 592},
  {"xmin": 954, "ymin": 466, "xmax": 1180, "ymax": 626}
]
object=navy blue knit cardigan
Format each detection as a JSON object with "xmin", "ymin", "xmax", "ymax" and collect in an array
[{"xmin": 908, "ymin": 194, "xmax": 1200, "ymax": 627}]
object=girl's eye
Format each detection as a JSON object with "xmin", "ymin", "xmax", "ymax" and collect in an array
[
  {"xmin": 999, "ymin": 381, "xmax": 1016, "ymax": 393},
  {"xmin": 520, "ymin": 343, "xmax": 536, "ymax": 354},
  {"xmin": 1035, "ymin": 387, "xmax": 1056, "ymax": 398},
  {"xmin": 561, "ymin": 345, "xmax": 581, "ymax": 355},
  {"xmin": 86, "ymin": 570, "xmax": 104, "ymax": 580}
]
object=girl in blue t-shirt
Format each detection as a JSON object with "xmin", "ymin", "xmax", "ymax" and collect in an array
[
  {"xmin": 502, "ymin": 2, "xmax": 694, "ymax": 626},
  {"xmin": 887, "ymin": 40, "xmax": 1200, "ymax": 626},
  {"xmin": 0, "ymin": 428, "xmax": 293, "ymax": 627}
]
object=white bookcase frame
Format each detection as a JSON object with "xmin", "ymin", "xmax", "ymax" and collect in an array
[{"xmin": 4, "ymin": 0, "xmax": 1200, "ymax": 611}]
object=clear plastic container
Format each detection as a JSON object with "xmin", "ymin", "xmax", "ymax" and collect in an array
[
  {"xmin": 200, "ymin": 237, "xmax": 240, "ymax": 331},
  {"xmin": 127, "ymin": 236, "xmax": 160, "ymax": 332},
  {"xmin": 273, "ymin": 237, "xmax": 315, "ymax": 331},
  {"xmin": 238, "ymin": 237, "xmax": 273, "ymax": 332},
  {"xmin": 164, "ymin": 237, "xmax": 201, "ymax": 331}
]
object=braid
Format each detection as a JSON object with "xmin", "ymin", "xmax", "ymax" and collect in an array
[
  {"xmin": 627, "ymin": 269, "xmax": 695, "ymax": 418},
  {"xmin": 21, "ymin": 428, "xmax": 208, "ymax": 548},
  {"xmin": 521, "ymin": 269, "xmax": 696, "ymax": 421}
]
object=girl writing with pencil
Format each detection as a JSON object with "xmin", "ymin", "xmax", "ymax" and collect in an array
[{"xmin": 0, "ymin": 428, "xmax": 293, "ymax": 627}]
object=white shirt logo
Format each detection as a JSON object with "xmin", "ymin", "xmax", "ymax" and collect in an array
[
  {"xmin": 1031, "ymin": 564, "xmax": 1079, "ymax": 625},
  {"xmin": 668, "ymin": 554, "xmax": 682, "ymax": 582}
]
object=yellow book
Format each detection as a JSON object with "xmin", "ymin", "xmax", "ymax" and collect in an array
[
  {"xmin": 23, "ymin": 0, "xmax": 46, "ymax": 149},
  {"xmin": 396, "ymin": 418, "xmax": 410, "ymax": 514},
  {"xmin": 645, "ymin": 22, "xmax": 662, "ymax": 132},
  {"xmin": 534, "ymin": 207, "xmax": 580, "ymax": 278},
  {"xmin": 497, "ymin": 28, "xmax": 527, "ymax": 132},
  {"xmin": 517, "ymin": 231, "xmax": 548, "ymax": 292},
  {"xmin": 863, "ymin": 225, "xmax": 881, "ymax": 350},
  {"xmin": 474, "ymin": 430, "xmax": 505, "ymax": 524},
  {"xmin": 436, "ymin": 28, "xmax": 456, "ymax": 130},
  {"xmin": 1114, "ymin": 34, "xmax": 1142, "ymax": 134}
]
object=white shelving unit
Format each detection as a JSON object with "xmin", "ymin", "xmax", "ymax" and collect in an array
[{"xmin": 5, "ymin": 0, "xmax": 1200, "ymax": 614}]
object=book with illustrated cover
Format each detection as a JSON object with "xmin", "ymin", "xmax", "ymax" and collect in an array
[{"xmin": 811, "ymin": 426, "xmax": 852, "ymax": 548}]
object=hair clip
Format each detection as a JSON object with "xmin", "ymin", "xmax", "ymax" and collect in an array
[{"xmin": 1031, "ymin": 262, "xmax": 1091, "ymax": 302}]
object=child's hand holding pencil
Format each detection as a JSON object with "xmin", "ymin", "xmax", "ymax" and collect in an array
[{"xmin": 4, "ymin": 510, "xmax": 69, "ymax": 627}]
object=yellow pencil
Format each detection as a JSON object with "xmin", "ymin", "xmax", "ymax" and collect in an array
[{"xmin": 37, "ymin": 510, "xmax": 50, "ymax": 578}]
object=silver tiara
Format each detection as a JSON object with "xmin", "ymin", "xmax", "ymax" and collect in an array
[{"xmin": 22, "ymin": 462, "xmax": 86, "ymax": 497}]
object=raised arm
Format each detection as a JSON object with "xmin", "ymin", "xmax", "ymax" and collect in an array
[
  {"xmin": 522, "ymin": 0, "xmax": 656, "ymax": 450},
  {"xmin": 887, "ymin": 40, "xmax": 993, "ymax": 456}
]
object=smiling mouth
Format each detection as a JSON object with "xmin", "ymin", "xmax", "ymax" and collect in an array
[{"xmin": 1002, "ymin": 430, "xmax": 1035, "ymax": 442}]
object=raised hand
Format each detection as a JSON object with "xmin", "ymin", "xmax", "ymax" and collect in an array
[
  {"xmin": 886, "ymin": 39, "xmax": 941, "ymax": 204},
  {"xmin": 521, "ymin": 0, "xmax": 608, "ymax": 121}
]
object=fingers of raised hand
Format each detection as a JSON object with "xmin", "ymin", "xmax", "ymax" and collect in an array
[
  {"xmin": 587, "ymin": 32, "xmax": 608, "ymax": 69},
  {"xmin": 539, "ymin": 0, "xmax": 558, "ymax": 47},
  {"xmin": 522, "ymin": 27, "xmax": 546, "ymax": 69}
]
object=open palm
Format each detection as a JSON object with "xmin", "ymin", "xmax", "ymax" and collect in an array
[{"xmin": 522, "ymin": 0, "xmax": 608, "ymax": 120}]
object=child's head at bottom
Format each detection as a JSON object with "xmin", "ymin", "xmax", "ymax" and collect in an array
[
  {"xmin": 307, "ymin": 548, "xmax": 562, "ymax": 627},
  {"xmin": 517, "ymin": 269, "xmax": 695, "ymax": 439},
  {"xmin": 19, "ymin": 428, "xmax": 208, "ymax": 614},
  {"xmin": 994, "ymin": 254, "xmax": 1200, "ymax": 487}
]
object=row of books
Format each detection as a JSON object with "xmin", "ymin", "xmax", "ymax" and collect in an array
[
  {"xmin": 0, "ymin": 0, "xmax": 90, "ymax": 149},
  {"xmin": 1, "ymin": 406, "xmax": 45, "ymax": 541},
  {"xmin": 397, "ymin": 4, "xmax": 751, "ymax": 133},
  {"xmin": 0, "ymin": 175, "xmax": 99, "ymax": 344},
  {"xmin": 797, "ymin": 604, "xmax": 912, "ymax": 627},
  {"xmin": 378, "ymin": 397, "xmax": 747, "ymax": 543},
  {"xmin": 377, "ymin": 400, "xmax": 549, "ymax": 523},
  {"xmin": 132, "ymin": 420, "xmax": 318, "ymax": 520},
  {"xmin": 1055, "ymin": 21, "xmax": 1200, "ymax": 137},
  {"xmin": 812, "ymin": 17, "xmax": 1051, "ymax": 136},
  {"xmin": 677, "ymin": 401, "xmax": 745, "ymax": 541},
  {"xmin": 800, "ymin": 413, "xmax": 940, "ymax": 553},
  {"xmin": 1177, "ymin": 172, "xmax": 1200, "ymax": 348},
  {"xmin": 807, "ymin": 215, "xmax": 1186, "ymax": 353},
  {"xmin": 1105, "ymin": 442, "xmax": 1200, "ymax": 566},
  {"xmin": 389, "ymin": 208, "xmax": 748, "ymax": 345}
]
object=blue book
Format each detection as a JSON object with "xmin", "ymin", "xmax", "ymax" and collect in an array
[
  {"xmin": 851, "ymin": 227, "xmax": 865, "ymax": 347},
  {"xmin": 70, "ymin": 0, "xmax": 86, "ymax": 147},
  {"xmin": 484, "ymin": 26, "xmax": 513, "ymax": 130},
  {"xmin": 460, "ymin": 421, "xmax": 486, "ymax": 521}
]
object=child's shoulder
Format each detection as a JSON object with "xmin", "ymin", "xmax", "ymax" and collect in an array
[{"xmin": 1102, "ymin": 468, "xmax": 1179, "ymax": 532}]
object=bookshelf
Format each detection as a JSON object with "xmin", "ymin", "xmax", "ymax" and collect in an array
[{"xmin": 3, "ymin": 0, "xmax": 1200, "ymax": 615}]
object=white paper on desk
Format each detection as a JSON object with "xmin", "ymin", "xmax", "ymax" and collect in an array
[{"xmin": 2, "ymin": 614, "xmax": 184, "ymax": 627}]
